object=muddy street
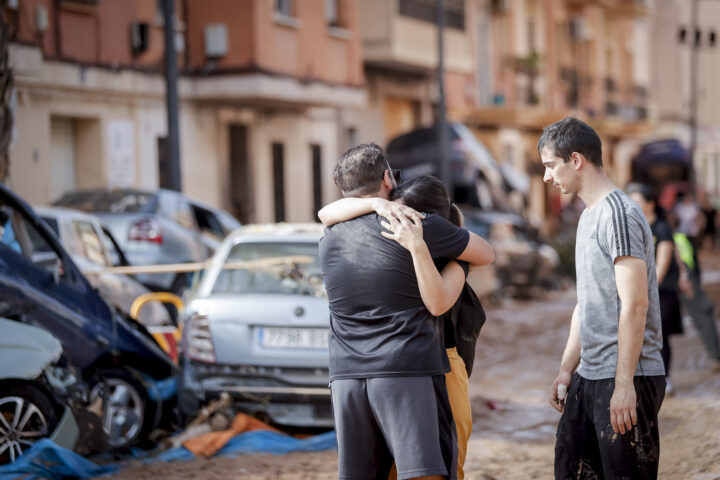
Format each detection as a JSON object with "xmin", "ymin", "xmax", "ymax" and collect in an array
[{"xmin": 105, "ymin": 257, "xmax": 720, "ymax": 480}]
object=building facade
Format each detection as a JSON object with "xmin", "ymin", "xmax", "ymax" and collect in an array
[
  {"xmin": 8, "ymin": 0, "xmax": 717, "ymax": 228},
  {"xmin": 457, "ymin": 0, "xmax": 655, "ymax": 229},
  {"xmin": 651, "ymin": 0, "xmax": 720, "ymax": 199},
  {"xmin": 354, "ymin": 0, "xmax": 479, "ymax": 144},
  {"xmin": 8, "ymin": 0, "xmax": 365, "ymax": 223}
]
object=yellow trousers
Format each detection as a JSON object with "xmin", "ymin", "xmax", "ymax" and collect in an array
[
  {"xmin": 388, "ymin": 347, "xmax": 472, "ymax": 480},
  {"xmin": 445, "ymin": 347, "xmax": 472, "ymax": 480}
]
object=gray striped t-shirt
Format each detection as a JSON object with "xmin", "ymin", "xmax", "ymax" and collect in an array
[{"xmin": 574, "ymin": 190, "xmax": 665, "ymax": 380}]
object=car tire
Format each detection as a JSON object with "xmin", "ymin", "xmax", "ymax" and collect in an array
[
  {"xmin": 0, "ymin": 383, "xmax": 59, "ymax": 464},
  {"xmin": 89, "ymin": 368, "xmax": 152, "ymax": 449}
]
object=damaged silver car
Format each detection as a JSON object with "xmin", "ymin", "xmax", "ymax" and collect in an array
[
  {"xmin": 0, "ymin": 318, "xmax": 83, "ymax": 464},
  {"xmin": 178, "ymin": 224, "xmax": 332, "ymax": 428}
]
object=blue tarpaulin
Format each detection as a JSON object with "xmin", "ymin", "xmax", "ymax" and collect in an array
[
  {"xmin": 0, "ymin": 439, "xmax": 116, "ymax": 480},
  {"xmin": 150, "ymin": 430, "xmax": 337, "ymax": 463},
  {"xmin": 0, "ymin": 431, "xmax": 337, "ymax": 479}
]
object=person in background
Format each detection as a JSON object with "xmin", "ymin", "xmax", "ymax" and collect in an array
[
  {"xmin": 673, "ymin": 191, "xmax": 704, "ymax": 259},
  {"xmin": 672, "ymin": 229, "xmax": 720, "ymax": 371},
  {"xmin": 699, "ymin": 190, "xmax": 718, "ymax": 249},
  {"xmin": 627, "ymin": 183, "xmax": 685, "ymax": 394}
]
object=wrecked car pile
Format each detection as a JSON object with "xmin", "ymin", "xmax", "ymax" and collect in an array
[
  {"xmin": 0, "ymin": 181, "xmax": 176, "ymax": 459},
  {"xmin": 1, "ymin": 183, "xmax": 337, "ymax": 473}
]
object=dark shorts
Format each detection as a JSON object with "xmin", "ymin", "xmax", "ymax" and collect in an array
[
  {"xmin": 555, "ymin": 373, "xmax": 666, "ymax": 480},
  {"xmin": 331, "ymin": 375, "xmax": 457, "ymax": 480}
]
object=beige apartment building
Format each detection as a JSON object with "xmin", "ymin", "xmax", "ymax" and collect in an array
[
  {"xmin": 10, "ymin": 0, "xmax": 713, "ymax": 228},
  {"xmin": 651, "ymin": 0, "xmax": 720, "ymax": 199},
  {"xmin": 8, "ymin": 0, "xmax": 365, "ymax": 223},
  {"xmin": 355, "ymin": 0, "xmax": 479, "ymax": 144},
  {"xmin": 351, "ymin": 0, "xmax": 661, "ymax": 228},
  {"xmin": 452, "ymin": 0, "xmax": 656, "ymax": 227}
]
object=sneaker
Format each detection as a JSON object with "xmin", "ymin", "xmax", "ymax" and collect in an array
[{"xmin": 665, "ymin": 378, "xmax": 674, "ymax": 396}]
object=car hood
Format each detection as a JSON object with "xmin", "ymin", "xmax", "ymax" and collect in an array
[
  {"xmin": 0, "ymin": 318, "xmax": 62, "ymax": 380},
  {"xmin": 187, "ymin": 294, "xmax": 329, "ymax": 367}
]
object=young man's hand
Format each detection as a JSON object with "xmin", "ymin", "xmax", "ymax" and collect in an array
[
  {"xmin": 610, "ymin": 382, "xmax": 637, "ymax": 434},
  {"xmin": 549, "ymin": 369, "xmax": 572, "ymax": 413}
]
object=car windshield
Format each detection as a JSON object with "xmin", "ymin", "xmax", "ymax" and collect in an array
[
  {"xmin": 55, "ymin": 190, "xmax": 154, "ymax": 213},
  {"xmin": 212, "ymin": 241, "xmax": 325, "ymax": 298}
]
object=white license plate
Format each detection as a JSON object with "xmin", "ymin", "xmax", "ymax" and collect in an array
[{"xmin": 260, "ymin": 327, "xmax": 329, "ymax": 349}]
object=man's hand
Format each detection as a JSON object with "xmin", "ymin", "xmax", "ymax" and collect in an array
[
  {"xmin": 550, "ymin": 369, "xmax": 573, "ymax": 413},
  {"xmin": 373, "ymin": 198, "xmax": 424, "ymax": 224},
  {"xmin": 610, "ymin": 382, "xmax": 637, "ymax": 434}
]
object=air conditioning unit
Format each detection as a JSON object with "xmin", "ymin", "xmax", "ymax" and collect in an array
[
  {"xmin": 204, "ymin": 23, "xmax": 228, "ymax": 58},
  {"xmin": 130, "ymin": 22, "xmax": 150, "ymax": 55}
]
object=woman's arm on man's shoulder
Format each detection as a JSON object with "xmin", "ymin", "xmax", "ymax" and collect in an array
[
  {"xmin": 457, "ymin": 232, "xmax": 495, "ymax": 267},
  {"xmin": 318, "ymin": 197, "xmax": 422, "ymax": 226}
]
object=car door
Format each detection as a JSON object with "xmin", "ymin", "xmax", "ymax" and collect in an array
[
  {"xmin": 0, "ymin": 197, "xmax": 108, "ymax": 372},
  {"xmin": 157, "ymin": 191, "xmax": 207, "ymax": 261},
  {"xmin": 189, "ymin": 202, "xmax": 225, "ymax": 253}
]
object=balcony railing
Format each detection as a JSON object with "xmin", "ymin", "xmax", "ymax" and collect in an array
[{"xmin": 398, "ymin": 0, "xmax": 466, "ymax": 30}]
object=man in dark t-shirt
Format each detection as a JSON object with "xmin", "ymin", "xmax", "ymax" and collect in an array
[{"xmin": 319, "ymin": 143, "xmax": 494, "ymax": 480}]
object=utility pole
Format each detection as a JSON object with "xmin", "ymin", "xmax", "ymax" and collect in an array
[
  {"xmin": 163, "ymin": 0, "xmax": 182, "ymax": 192},
  {"xmin": 689, "ymin": 0, "xmax": 699, "ymax": 192},
  {"xmin": 436, "ymin": 0, "xmax": 449, "ymax": 191}
]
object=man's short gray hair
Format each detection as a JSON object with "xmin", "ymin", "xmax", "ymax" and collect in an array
[{"xmin": 333, "ymin": 143, "xmax": 389, "ymax": 196}]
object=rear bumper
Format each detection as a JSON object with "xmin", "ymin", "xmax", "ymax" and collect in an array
[{"xmin": 179, "ymin": 360, "xmax": 332, "ymax": 428}]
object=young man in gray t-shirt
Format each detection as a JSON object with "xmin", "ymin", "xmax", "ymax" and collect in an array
[{"xmin": 539, "ymin": 118, "xmax": 666, "ymax": 479}]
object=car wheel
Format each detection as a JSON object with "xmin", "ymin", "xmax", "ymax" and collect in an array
[
  {"xmin": 89, "ymin": 369, "xmax": 150, "ymax": 449},
  {"xmin": 0, "ymin": 384, "xmax": 59, "ymax": 464}
]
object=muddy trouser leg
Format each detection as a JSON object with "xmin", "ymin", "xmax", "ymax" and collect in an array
[
  {"xmin": 680, "ymin": 274, "xmax": 720, "ymax": 360},
  {"xmin": 659, "ymin": 293, "xmax": 674, "ymax": 375},
  {"xmin": 589, "ymin": 376, "xmax": 666, "ymax": 480},
  {"xmin": 555, "ymin": 374, "xmax": 604, "ymax": 479}
]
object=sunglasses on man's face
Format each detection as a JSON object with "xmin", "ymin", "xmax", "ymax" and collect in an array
[{"xmin": 387, "ymin": 169, "xmax": 401, "ymax": 184}]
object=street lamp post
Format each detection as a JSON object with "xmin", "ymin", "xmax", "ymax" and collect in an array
[{"xmin": 436, "ymin": 0, "xmax": 449, "ymax": 191}]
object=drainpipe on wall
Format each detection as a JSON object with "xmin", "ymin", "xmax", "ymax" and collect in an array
[{"xmin": 163, "ymin": 0, "xmax": 182, "ymax": 192}]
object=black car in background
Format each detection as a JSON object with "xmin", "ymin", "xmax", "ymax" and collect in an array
[
  {"xmin": 461, "ymin": 207, "xmax": 560, "ymax": 293},
  {"xmin": 387, "ymin": 122, "xmax": 529, "ymax": 212},
  {"xmin": 0, "ymin": 182, "xmax": 176, "ymax": 448}
]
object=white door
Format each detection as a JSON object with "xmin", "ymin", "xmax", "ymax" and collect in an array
[{"xmin": 50, "ymin": 117, "xmax": 76, "ymax": 201}]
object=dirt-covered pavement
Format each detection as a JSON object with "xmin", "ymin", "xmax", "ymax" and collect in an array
[{"xmin": 105, "ymin": 253, "xmax": 720, "ymax": 480}]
